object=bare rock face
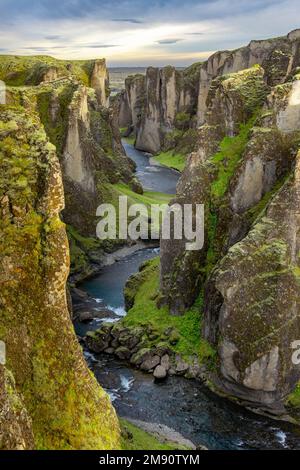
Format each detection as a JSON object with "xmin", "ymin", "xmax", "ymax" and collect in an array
[
  {"xmin": 197, "ymin": 29, "xmax": 300, "ymax": 124},
  {"xmin": 160, "ymin": 65, "xmax": 268, "ymax": 314},
  {"xmin": 125, "ymin": 74, "xmax": 146, "ymax": 129},
  {"xmin": 136, "ymin": 67, "xmax": 162, "ymax": 153},
  {"xmin": 0, "ymin": 106, "xmax": 120, "ymax": 449},
  {"xmin": 41, "ymin": 66, "xmax": 59, "ymax": 83},
  {"xmin": 90, "ymin": 59, "xmax": 109, "ymax": 107},
  {"xmin": 118, "ymin": 89, "xmax": 133, "ymax": 128},
  {"xmin": 63, "ymin": 87, "xmax": 94, "ymax": 193},
  {"xmin": 159, "ymin": 32, "xmax": 300, "ymax": 413},
  {"xmin": 204, "ymin": 151, "xmax": 300, "ymax": 410},
  {"xmin": 124, "ymin": 63, "xmax": 201, "ymax": 154}
]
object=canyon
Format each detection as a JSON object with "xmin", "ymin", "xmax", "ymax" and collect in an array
[{"xmin": 1, "ymin": 28, "xmax": 300, "ymax": 450}]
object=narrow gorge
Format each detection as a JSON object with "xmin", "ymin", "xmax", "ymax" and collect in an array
[{"xmin": 1, "ymin": 27, "xmax": 300, "ymax": 451}]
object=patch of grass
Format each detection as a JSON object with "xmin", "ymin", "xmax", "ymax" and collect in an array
[
  {"xmin": 120, "ymin": 419, "xmax": 190, "ymax": 450},
  {"xmin": 113, "ymin": 183, "xmax": 172, "ymax": 207},
  {"xmin": 286, "ymin": 383, "xmax": 300, "ymax": 408},
  {"xmin": 210, "ymin": 116, "xmax": 256, "ymax": 200},
  {"xmin": 123, "ymin": 135, "xmax": 135, "ymax": 145},
  {"xmin": 154, "ymin": 151, "xmax": 185, "ymax": 172},
  {"xmin": 124, "ymin": 257, "xmax": 216, "ymax": 366}
]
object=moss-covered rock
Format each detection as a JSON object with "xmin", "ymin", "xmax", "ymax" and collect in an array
[
  {"xmin": 204, "ymin": 151, "xmax": 300, "ymax": 415},
  {"xmin": 0, "ymin": 105, "xmax": 120, "ymax": 449}
]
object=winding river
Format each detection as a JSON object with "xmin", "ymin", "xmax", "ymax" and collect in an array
[{"xmin": 78, "ymin": 142, "xmax": 300, "ymax": 450}]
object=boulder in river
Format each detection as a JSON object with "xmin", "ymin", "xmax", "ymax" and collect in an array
[{"xmin": 140, "ymin": 355, "xmax": 161, "ymax": 372}]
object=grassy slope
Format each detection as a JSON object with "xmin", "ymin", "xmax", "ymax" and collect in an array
[
  {"xmin": 124, "ymin": 258, "xmax": 216, "ymax": 366},
  {"xmin": 120, "ymin": 419, "xmax": 190, "ymax": 450},
  {"xmin": 287, "ymin": 383, "xmax": 300, "ymax": 408},
  {"xmin": 0, "ymin": 55, "xmax": 94, "ymax": 86},
  {"xmin": 153, "ymin": 151, "xmax": 185, "ymax": 172},
  {"xmin": 113, "ymin": 183, "xmax": 172, "ymax": 206}
]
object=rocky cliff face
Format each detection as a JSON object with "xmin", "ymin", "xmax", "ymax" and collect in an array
[
  {"xmin": 4, "ymin": 56, "xmax": 139, "ymax": 280},
  {"xmin": 0, "ymin": 56, "xmax": 110, "ymax": 103},
  {"xmin": 119, "ymin": 74, "xmax": 146, "ymax": 129},
  {"xmin": 119, "ymin": 63, "xmax": 201, "ymax": 154},
  {"xmin": 0, "ymin": 106, "xmax": 120, "ymax": 448},
  {"xmin": 204, "ymin": 150, "xmax": 300, "ymax": 412},
  {"xmin": 197, "ymin": 28, "xmax": 300, "ymax": 124},
  {"xmin": 159, "ymin": 29, "xmax": 300, "ymax": 415}
]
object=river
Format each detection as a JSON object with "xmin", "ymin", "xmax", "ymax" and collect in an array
[{"xmin": 77, "ymin": 142, "xmax": 300, "ymax": 450}]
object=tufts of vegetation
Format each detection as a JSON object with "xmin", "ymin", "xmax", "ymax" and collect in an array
[
  {"xmin": 153, "ymin": 150, "xmax": 185, "ymax": 172},
  {"xmin": 120, "ymin": 419, "xmax": 191, "ymax": 450},
  {"xmin": 210, "ymin": 116, "xmax": 256, "ymax": 200},
  {"xmin": 124, "ymin": 258, "xmax": 216, "ymax": 367},
  {"xmin": 286, "ymin": 383, "xmax": 300, "ymax": 409}
]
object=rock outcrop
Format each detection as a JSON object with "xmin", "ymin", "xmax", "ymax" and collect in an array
[
  {"xmin": 0, "ymin": 105, "xmax": 120, "ymax": 449},
  {"xmin": 0, "ymin": 55, "xmax": 110, "ymax": 106},
  {"xmin": 119, "ymin": 63, "xmax": 201, "ymax": 154},
  {"xmin": 160, "ymin": 64, "xmax": 270, "ymax": 314},
  {"xmin": 204, "ymin": 150, "xmax": 300, "ymax": 412},
  {"xmin": 90, "ymin": 59, "xmax": 109, "ymax": 107},
  {"xmin": 5, "ymin": 58, "xmax": 140, "ymax": 281},
  {"xmin": 158, "ymin": 29, "xmax": 300, "ymax": 416},
  {"xmin": 197, "ymin": 28, "xmax": 300, "ymax": 124},
  {"xmin": 119, "ymin": 74, "xmax": 146, "ymax": 129}
]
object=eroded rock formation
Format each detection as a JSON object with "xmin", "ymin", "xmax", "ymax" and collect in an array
[
  {"xmin": 159, "ymin": 29, "xmax": 300, "ymax": 416},
  {"xmin": 119, "ymin": 63, "xmax": 201, "ymax": 154},
  {"xmin": 0, "ymin": 106, "xmax": 120, "ymax": 449}
]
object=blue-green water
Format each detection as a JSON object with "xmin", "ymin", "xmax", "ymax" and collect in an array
[
  {"xmin": 80, "ymin": 247, "xmax": 159, "ymax": 315},
  {"xmin": 123, "ymin": 141, "xmax": 179, "ymax": 194}
]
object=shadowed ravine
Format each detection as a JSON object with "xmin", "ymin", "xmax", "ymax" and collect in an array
[{"xmin": 78, "ymin": 142, "xmax": 300, "ymax": 450}]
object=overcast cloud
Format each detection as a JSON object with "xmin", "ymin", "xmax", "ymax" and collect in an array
[{"xmin": 0, "ymin": 0, "xmax": 299, "ymax": 66}]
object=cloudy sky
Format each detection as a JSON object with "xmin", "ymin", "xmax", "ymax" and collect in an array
[{"xmin": 0, "ymin": 0, "xmax": 299, "ymax": 66}]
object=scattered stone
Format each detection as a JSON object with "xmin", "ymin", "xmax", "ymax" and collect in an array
[
  {"xmin": 78, "ymin": 311, "xmax": 94, "ymax": 323},
  {"xmin": 85, "ymin": 330, "xmax": 110, "ymax": 353},
  {"xmin": 104, "ymin": 347, "xmax": 115, "ymax": 355},
  {"xmin": 153, "ymin": 365, "xmax": 167, "ymax": 379},
  {"xmin": 155, "ymin": 343, "xmax": 172, "ymax": 357},
  {"xmin": 160, "ymin": 354, "xmax": 170, "ymax": 371},
  {"xmin": 175, "ymin": 357, "xmax": 189, "ymax": 375},
  {"xmin": 115, "ymin": 346, "xmax": 131, "ymax": 360},
  {"xmin": 140, "ymin": 355, "xmax": 161, "ymax": 372},
  {"xmin": 130, "ymin": 348, "xmax": 152, "ymax": 366}
]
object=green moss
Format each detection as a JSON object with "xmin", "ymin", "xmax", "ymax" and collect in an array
[
  {"xmin": 120, "ymin": 419, "xmax": 190, "ymax": 450},
  {"xmin": 175, "ymin": 112, "xmax": 191, "ymax": 130},
  {"xmin": 113, "ymin": 183, "xmax": 172, "ymax": 206},
  {"xmin": 0, "ymin": 55, "xmax": 99, "ymax": 87},
  {"xmin": 123, "ymin": 135, "xmax": 135, "ymax": 145},
  {"xmin": 154, "ymin": 151, "xmax": 185, "ymax": 172},
  {"xmin": 0, "ymin": 105, "xmax": 121, "ymax": 450},
  {"xmin": 36, "ymin": 83, "xmax": 75, "ymax": 155},
  {"xmin": 286, "ymin": 384, "xmax": 300, "ymax": 408},
  {"xmin": 220, "ymin": 65, "xmax": 268, "ymax": 114},
  {"xmin": 210, "ymin": 116, "xmax": 256, "ymax": 200}
]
